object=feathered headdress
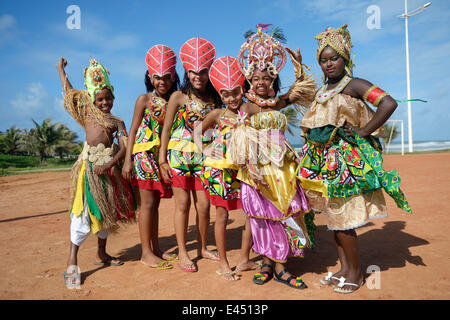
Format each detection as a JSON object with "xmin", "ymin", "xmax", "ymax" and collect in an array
[
  {"xmin": 145, "ymin": 44, "xmax": 177, "ymax": 81},
  {"xmin": 83, "ymin": 58, "xmax": 114, "ymax": 102},
  {"xmin": 237, "ymin": 24, "xmax": 287, "ymax": 79},
  {"xmin": 315, "ymin": 24, "xmax": 354, "ymax": 76}
]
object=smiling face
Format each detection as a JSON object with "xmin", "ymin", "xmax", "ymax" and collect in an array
[
  {"xmin": 94, "ymin": 88, "xmax": 114, "ymax": 113},
  {"xmin": 188, "ymin": 69, "xmax": 209, "ymax": 91},
  {"xmin": 319, "ymin": 46, "xmax": 346, "ymax": 80},
  {"xmin": 220, "ymin": 87, "xmax": 243, "ymax": 111},
  {"xmin": 250, "ymin": 69, "xmax": 273, "ymax": 98},
  {"xmin": 151, "ymin": 74, "xmax": 174, "ymax": 97}
]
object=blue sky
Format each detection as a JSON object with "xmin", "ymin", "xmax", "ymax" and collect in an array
[{"xmin": 1, "ymin": 0, "xmax": 449, "ymax": 144}]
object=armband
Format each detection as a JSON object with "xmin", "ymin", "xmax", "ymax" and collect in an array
[
  {"xmin": 363, "ymin": 85, "xmax": 389, "ymax": 107},
  {"xmin": 116, "ymin": 129, "xmax": 128, "ymax": 137}
]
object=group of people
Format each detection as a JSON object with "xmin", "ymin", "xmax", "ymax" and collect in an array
[{"xmin": 57, "ymin": 24, "xmax": 412, "ymax": 294}]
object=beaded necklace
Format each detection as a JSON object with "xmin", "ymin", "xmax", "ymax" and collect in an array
[
  {"xmin": 246, "ymin": 90, "xmax": 280, "ymax": 108},
  {"xmin": 315, "ymin": 74, "xmax": 352, "ymax": 104}
]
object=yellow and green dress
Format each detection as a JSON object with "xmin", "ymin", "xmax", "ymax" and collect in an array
[
  {"xmin": 167, "ymin": 95, "xmax": 216, "ymax": 190},
  {"xmin": 297, "ymin": 76, "xmax": 412, "ymax": 231},
  {"xmin": 200, "ymin": 110, "xmax": 241, "ymax": 210},
  {"xmin": 132, "ymin": 93, "xmax": 172, "ymax": 198}
]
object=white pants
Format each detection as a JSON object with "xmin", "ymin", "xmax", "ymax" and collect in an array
[{"xmin": 70, "ymin": 200, "xmax": 108, "ymax": 247}]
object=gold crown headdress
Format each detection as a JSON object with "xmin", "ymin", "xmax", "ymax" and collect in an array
[
  {"xmin": 315, "ymin": 24, "xmax": 354, "ymax": 76},
  {"xmin": 237, "ymin": 24, "xmax": 287, "ymax": 80}
]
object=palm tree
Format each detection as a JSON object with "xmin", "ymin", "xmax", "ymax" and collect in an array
[
  {"xmin": 281, "ymin": 107, "xmax": 300, "ymax": 136},
  {"xmin": 54, "ymin": 124, "xmax": 79, "ymax": 159},
  {"xmin": 2, "ymin": 126, "xmax": 22, "ymax": 155},
  {"xmin": 29, "ymin": 118, "xmax": 65, "ymax": 162}
]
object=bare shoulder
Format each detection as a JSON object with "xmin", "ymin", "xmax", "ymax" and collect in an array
[
  {"xmin": 240, "ymin": 102, "xmax": 258, "ymax": 115},
  {"xmin": 342, "ymin": 78, "xmax": 374, "ymax": 99},
  {"xmin": 136, "ymin": 92, "xmax": 151, "ymax": 105},
  {"xmin": 169, "ymin": 90, "xmax": 187, "ymax": 104}
]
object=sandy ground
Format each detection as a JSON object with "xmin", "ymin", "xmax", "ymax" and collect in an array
[{"xmin": 0, "ymin": 153, "xmax": 449, "ymax": 301}]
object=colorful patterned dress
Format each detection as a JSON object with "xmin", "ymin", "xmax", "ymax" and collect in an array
[
  {"xmin": 167, "ymin": 96, "xmax": 215, "ymax": 190},
  {"xmin": 297, "ymin": 80, "xmax": 412, "ymax": 231},
  {"xmin": 200, "ymin": 110, "xmax": 241, "ymax": 211},
  {"xmin": 132, "ymin": 93, "xmax": 172, "ymax": 198},
  {"xmin": 229, "ymin": 111, "xmax": 316, "ymax": 263}
]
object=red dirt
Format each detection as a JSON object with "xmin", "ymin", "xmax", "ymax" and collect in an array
[{"xmin": 0, "ymin": 153, "xmax": 449, "ymax": 300}]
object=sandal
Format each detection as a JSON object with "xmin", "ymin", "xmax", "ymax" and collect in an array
[
  {"xmin": 140, "ymin": 260, "xmax": 173, "ymax": 270},
  {"xmin": 179, "ymin": 261, "xmax": 198, "ymax": 272},
  {"xmin": 273, "ymin": 268, "xmax": 307, "ymax": 289},
  {"xmin": 216, "ymin": 269, "xmax": 240, "ymax": 281},
  {"xmin": 333, "ymin": 277, "xmax": 365, "ymax": 294},
  {"xmin": 252, "ymin": 263, "xmax": 273, "ymax": 285},
  {"xmin": 319, "ymin": 272, "xmax": 342, "ymax": 286},
  {"xmin": 93, "ymin": 255, "xmax": 124, "ymax": 266}
]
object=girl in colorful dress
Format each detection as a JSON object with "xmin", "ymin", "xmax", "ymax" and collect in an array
[
  {"xmin": 159, "ymin": 37, "xmax": 223, "ymax": 272},
  {"xmin": 229, "ymin": 26, "xmax": 317, "ymax": 289},
  {"xmin": 199, "ymin": 56, "xmax": 259, "ymax": 280},
  {"xmin": 57, "ymin": 57, "xmax": 136, "ymax": 287},
  {"xmin": 297, "ymin": 24, "xmax": 412, "ymax": 293},
  {"xmin": 122, "ymin": 45, "xmax": 180, "ymax": 270}
]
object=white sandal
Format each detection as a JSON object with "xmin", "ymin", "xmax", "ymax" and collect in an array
[
  {"xmin": 333, "ymin": 277, "xmax": 364, "ymax": 294},
  {"xmin": 319, "ymin": 272, "xmax": 342, "ymax": 286}
]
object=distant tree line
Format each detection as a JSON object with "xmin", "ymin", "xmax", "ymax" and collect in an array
[{"xmin": 0, "ymin": 118, "xmax": 82, "ymax": 162}]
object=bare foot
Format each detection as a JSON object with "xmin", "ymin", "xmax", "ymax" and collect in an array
[
  {"xmin": 216, "ymin": 268, "xmax": 240, "ymax": 281},
  {"xmin": 334, "ymin": 271, "xmax": 364, "ymax": 293},
  {"xmin": 140, "ymin": 253, "xmax": 165, "ymax": 268},
  {"xmin": 235, "ymin": 260, "xmax": 262, "ymax": 272},
  {"xmin": 198, "ymin": 249, "xmax": 220, "ymax": 261},
  {"xmin": 156, "ymin": 249, "xmax": 178, "ymax": 261},
  {"xmin": 321, "ymin": 269, "xmax": 348, "ymax": 287},
  {"xmin": 95, "ymin": 252, "xmax": 123, "ymax": 266}
]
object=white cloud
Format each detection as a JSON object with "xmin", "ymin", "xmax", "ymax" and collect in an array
[{"xmin": 0, "ymin": 14, "xmax": 18, "ymax": 44}]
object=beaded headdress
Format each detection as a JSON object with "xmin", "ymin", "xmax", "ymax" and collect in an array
[
  {"xmin": 315, "ymin": 24, "xmax": 354, "ymax": 76},
  {"xmin": 179, "ymin": 37, "xmax": 216, "ymax": 73},
  {"xmin": 209, "ymin": 56, "xmax": 245, "ymax": 94},
  {"xmin": 237, "ymin": 25, "xmax": 287, "ymax": 80},
  {"xmin": 145, "ymin": 44, "xmax": 177, "ymax": 81},
  {"xmin": 83, "ymin": 58, "xmax": 114, "ymax": 103}
]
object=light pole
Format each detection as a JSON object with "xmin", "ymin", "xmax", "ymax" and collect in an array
[{"xmin": 398, "ymin": 1, "xmax": 431, "ymax": 152}]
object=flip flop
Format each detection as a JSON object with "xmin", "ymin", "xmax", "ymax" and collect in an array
[
  {"xmin": 333, "ymin": 277, "xmax": 365, "ymax": 294},
  {"xmin": 93, "ymin": 256, "xmax": 124, "ymax": 266},
  {"xmin": 216, "ymin": 269, "xmax": 240, "ymax": 281},
  {"xmin": 201, "ymin": 250, "xmax": 220, "ymax": 261},
  {"xmin": 319, "ymin": 272, "xmax": 341, "ymax": 286},
  {"xmin": 140, "ymin": 260, "xmax": 173, "ymax": 270},
  {"xmin": 179, "ymin": 261, "xmax": 198, "ymax": 272},
  {"xmin": 162, "ymin": 253, "xmax": 178, "ymax": 261}
]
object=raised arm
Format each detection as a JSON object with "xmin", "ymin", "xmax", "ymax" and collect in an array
[
  {"xmin": 122, "ymin": 94, "xmax": 148, "ymax": 181},
  {"xmin": 276, "ymin": 47, "xmax": 316, "ymax": 110},
  {"xmin": 56, "ymin": 57, "xmax": 74, "ymax": 92},
  {"xmin": 344, "ymin": 78, "xmax": 398, "ymax": 137}
]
